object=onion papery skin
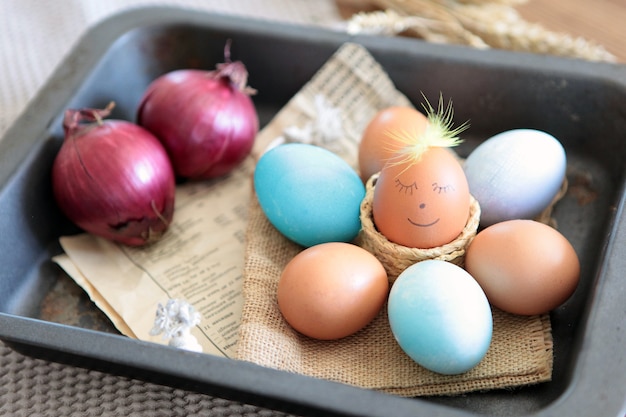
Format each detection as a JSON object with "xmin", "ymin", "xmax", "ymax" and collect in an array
[
  {"xmin": 52, "ymin": 117, "xmax": 176, "ymax": 246},
  {"xmin": 137, "ymin": 68, "xmax": 259, "ymax": 179}
]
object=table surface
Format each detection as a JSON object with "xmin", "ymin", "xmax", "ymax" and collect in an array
[
  {"xmin": 517, "ymin": 0, "xmax": 624, "ymax": 62},
  {"xmin": 0, "ymin": 1, "xmax": 624, "ymax": 416}
]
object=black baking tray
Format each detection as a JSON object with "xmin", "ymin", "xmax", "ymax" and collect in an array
[{"xmin": 1, "ymin": 7, "xmax": 625, "ymax": 417}]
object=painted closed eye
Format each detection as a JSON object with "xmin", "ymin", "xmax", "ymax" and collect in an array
[
  {"xmin": 432, "ymin": 182, "xmax": 455, "ymax": 194},
  {"xmin": 395, "ymin": 178, "xmax": 419, "ymax": 195}
]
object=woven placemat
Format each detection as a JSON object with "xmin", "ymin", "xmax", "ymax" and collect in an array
[{"xmin": 0, "ymin": 341, "xmax": 296, "ymax": 417}]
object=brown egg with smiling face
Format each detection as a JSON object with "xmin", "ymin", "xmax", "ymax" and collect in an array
[{"xmin": 372, "ymin": 147, "xmax": 470, "ymax": 248}]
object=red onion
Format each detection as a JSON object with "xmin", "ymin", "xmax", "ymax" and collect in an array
[
  {"xmin": 137, "ymin": 41, "xmax": 259, "ymax": 179},
  {"xmin": 52, "ymin": 102, "xmax": 176, "ymax": 246}
]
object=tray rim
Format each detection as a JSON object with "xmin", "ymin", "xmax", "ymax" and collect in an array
[{"xmin": 1, "ymin": 6, "xmax": 625, "ymax": 417}]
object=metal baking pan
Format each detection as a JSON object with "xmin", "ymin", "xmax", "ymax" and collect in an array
[{"xmin": 1, "ymin": 7, "xmax": 625, "ymax": 417}]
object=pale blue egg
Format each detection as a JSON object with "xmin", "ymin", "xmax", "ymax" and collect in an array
[
  {"xmin": 463, "ymin": 129, "xmax": 566, "ymax": 227},
  {"xmin": 388, "ymin": 260, "xmax": 492, "ymax": 375},
  {"xmin": 254, "ymin": 143, "xmax": 365, "ymax": 247}
]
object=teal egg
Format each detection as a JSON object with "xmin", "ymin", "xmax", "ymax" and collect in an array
[
  {"xmin": 254, "ymin": 143, "xmax": 365, "ymax": 247},
  {"xmin": 388, "ymin": 260, "xmax": 492, "ymax": 375}
]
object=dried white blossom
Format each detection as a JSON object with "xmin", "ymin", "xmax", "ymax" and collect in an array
[
  {"xmin": 284, "ymin": 94, "xmax": 345, "ymax": 150},
  {"xmin": 264, "ymin": 94, "xmax": 346, "ymax": 153},
  {"xmin": 150, "ymin": 299, "xmax": 202, "ymax": 352}
]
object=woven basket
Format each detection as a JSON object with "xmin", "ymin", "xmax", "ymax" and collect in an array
[{"xmin": 355, "ymin": 173, "xmax": 481, "ymax": 282}]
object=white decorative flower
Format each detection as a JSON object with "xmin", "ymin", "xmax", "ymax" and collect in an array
[{"xmin": 150, "ymin": 299, "xmax": 202, "ymax": 352}]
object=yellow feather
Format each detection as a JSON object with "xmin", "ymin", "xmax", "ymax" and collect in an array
[{"xmin": 384, "ymin": 93, "xmax": 469, "ymax": 172}]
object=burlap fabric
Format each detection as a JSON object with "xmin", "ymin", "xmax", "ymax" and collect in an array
[{"xmin": 236, "ymin": 43, "xmax": 553, "ymax": 397}]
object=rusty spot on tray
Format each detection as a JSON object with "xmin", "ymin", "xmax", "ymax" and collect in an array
[
  {"xmin": 568, "ymin": 170, "xmax": 599, "ymax": 206},
  {"xmin": 40, "ymin": 272, "xmax": 119, "ymax": 334}
]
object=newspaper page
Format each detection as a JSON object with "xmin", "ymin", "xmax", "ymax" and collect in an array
[{"xmin": 54, "ymin": 157, "xmax": 254, "ymax": 358}]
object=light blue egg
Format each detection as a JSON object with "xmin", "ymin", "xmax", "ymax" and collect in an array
[
  {"xmin": 254, "ymin": 143, "xmax": 365, "ymax": 247},
  {"xmin": 463, "ymin": 129, "xmax": 567, "ymax": 227},
  {"xmin": 388, "ymin": 260, "xmax": 492, "ymax": 375}
]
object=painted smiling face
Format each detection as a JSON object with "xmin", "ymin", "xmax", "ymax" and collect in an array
[{"xmin": 372, "ymin": 147, "xmax": 470, "ymax": 249}]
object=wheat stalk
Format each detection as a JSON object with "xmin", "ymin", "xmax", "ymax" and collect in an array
[
  {"xmin": 453, "ymin": 0, "xmax": 528, "ymax": 5},
  {"xmin": 351, "ymin": 0, "xmax": 489, "ymax": 47},
  {"xmin": 450, "ymin": 3, "xmax": 617, "ymax": 61},
  {"xmin": 345, "ymin": 0, "xmax": 616, "ymax": 62}
]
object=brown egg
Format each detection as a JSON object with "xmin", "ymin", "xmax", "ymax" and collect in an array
[
  {"xmin": 372, "ymin": 147, "xmax": 470, "ymax": 248},
  {"xmin": 465, "ymin": 219, "xmax": 580, "ymax": 315},
  {"xmin": 358, "ymin": 106, "xmax": 429, "ymax": 183},
  {"xmin": 277, "ymin": 242, "xmax": 389, "ymax": 340}
]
